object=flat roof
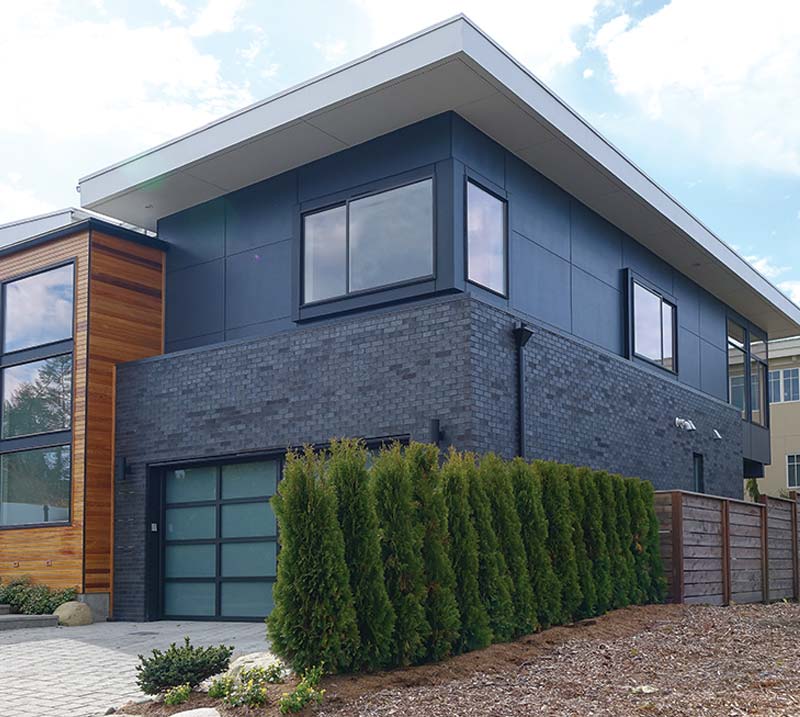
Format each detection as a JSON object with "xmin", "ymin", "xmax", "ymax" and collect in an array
[{"xmin": 78, "ymin": 14, "xmax": 800, "ymax": 338}]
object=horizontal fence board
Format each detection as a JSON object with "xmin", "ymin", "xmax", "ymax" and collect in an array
[
  {"xmin": 731, "ymin": 590, "xmax": 763, "ymax": 604},
  {"xmin": 684, "ymin": 594, "xmax": 725, "ymax": 606},
  {"xmin": 683, "ymin": 544, "xmax": 723, "ymax": 559},
  {"xmin": 682, "ymin": 506, "xmax": 723, "ymax": 523}
]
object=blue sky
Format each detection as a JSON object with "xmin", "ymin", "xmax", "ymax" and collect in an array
[{"xmin": 1, "ymin": 0, "xmax": 798, "ymax": 304}]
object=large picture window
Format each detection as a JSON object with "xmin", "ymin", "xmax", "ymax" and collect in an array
[
  {"xmin": 302, "ymin": 178, "xmax": 434, "ymax": 304},
  {"xmin": 632, "ymin": 281, "xmax": 676, "ymax": 371},
  {"xmin": 466, "ymin": 180, "xmax": 507, "ymax": 296},
  {"xmin": 0, "ymin": 445, "xmax": 71, "ymax": 527},
  {"xmin": 0, "ymin": 263, "xmax": 75, "ymax": 529}
]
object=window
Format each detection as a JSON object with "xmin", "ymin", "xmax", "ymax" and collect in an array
[
  {"xmin": 3, "ymin": 264, "xmax": 73, "ymax": 353},
  {"xmin": 632, "ymin": 281, "xmax": 676, "ymax": 371},
  {"xmin": 302, "ymin": 178, "xmax": 434, "ymax": 304},
  {"xmin": 467, "ymin": 180, "xmax": 507, "ymax": 295},
  {"xmin": 693, "ymin": 453, "xmax": 705, "ymax": 493},
  {"xmin": 727, "ymin": 320, "xmax": 747, "ymax": 419},
  {"xmin": 2, "ymin": 355, "xmax": 72, "ymax": 439},
  {"xmin": 751, "ymin": 358, "xmax": 767, "ymax": 427},
  {"xmin": 0, "ymin": 445, "xmax": 71, "ymax": 527},
  {"xmin": 788, "ymin": 454, "xmax": 800, "ymax": 489},
  {"xmin": 769, "ymin": 370, "xmax": 781, "ymax": 404},
  {"xmin": 784, "ymin": 368, "xmax": 800, "ymax": 402},
  {"xmin": 0, "ymin": 263, "xmax": 75, "ymax": 529}
]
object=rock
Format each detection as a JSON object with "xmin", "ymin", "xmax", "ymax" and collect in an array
[
  {"xmin": 227, "ymin": 651, "xmax": 281, "ymax": 679},
  {"xmin": 630, "ymin": 684, "xmax": 659, "ymax": 695},
  {"xmin": 171, "ymin": 710, "xmax": 221, "ymax": 717},
  {"xmin": 53, "ymin": 601, "xmax": 94, "ymax": 627}
]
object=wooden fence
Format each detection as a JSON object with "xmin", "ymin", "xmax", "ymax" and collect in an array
[{"xmin": 655, "ymin": 491, "xmax": 800, "ymax": 605}]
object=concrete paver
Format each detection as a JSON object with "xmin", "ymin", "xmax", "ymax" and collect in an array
[{"xmin": 0, "ymin": 620, "xmax": 267, "ymax": 717}]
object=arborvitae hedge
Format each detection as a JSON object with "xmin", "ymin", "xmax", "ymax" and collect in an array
[
  {"xmin": 480, "ymin": 453, "xmax": 536, "ymax": 637},
  {"xmin": 269, "ymin": 443, "xmax": 666, "ymax": 673},
  {"xmin": 640, "ymin": 480, "xmax": 667, "ymax": 603},
  {"xmin": 465, "ymin": 454, "xmax": 515, "ymax": 642},
  {"xmin": 268, "ymin": 448, "xmax": 359, "ymax": 673},
  {"xmin": 612, "ymin": 473, "xmax": 638, "ymax": 605},
  {"xmin": 510, "ymin": 458, "xmax": 561, "ymax": 629},
  {"xmin": 372, "ymin": 444, "xmax": 430, "ymax": 667},
  {"xmin": 441, "ymin": 450, "xmax": 492, "ymax": 653},
  {"xmin": 565, "ymin": 466, "xmax": 597, "ymax": 620},
  {"xmin": 406, "ymin": 442, "xmax": 461, "ymax": 662},
  {"xmin": 328, "ymin": 439, "xmax": 396, "ymax": 670},
  {"xmin": 579, "ymin": 468, "xmax": 613, "ymax": 614},
  {"xmin": 536, "ymin": 461, "xmax": 582, "ymax": 623}
]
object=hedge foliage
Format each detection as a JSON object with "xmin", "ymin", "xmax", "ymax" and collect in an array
[
  {"xmin": 0, "ymin": 576, "xmax": 77, "ymax": 615},
  {"xmin": 268, "ymin": 442, "xmax": 665, "ymax": 674}
]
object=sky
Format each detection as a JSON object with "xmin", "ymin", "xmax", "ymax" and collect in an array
[{"xmin": 0, "ymin": 0, "xmax": 798, "ymax": 305}]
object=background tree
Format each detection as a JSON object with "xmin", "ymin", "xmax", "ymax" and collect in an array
[
  {"xmin": 268, "ymin": 448, "xmax": 359, "ymax": 673},
  {"xmin": 536, "ymin": 461, "xmax": 582, "ymax": 623},
  {"xmin": 565, "ymin": 466, "xmax": 597, "ymax": 619},
  {"xmin": 372, "ymin": 443, "xmax": 430, "ymax": 666},
  {"xmin": 465, "ymin": 454, "xmax": 514, "ymax": 642},
  {"xmin": 480, "ymin": 453, "xmax": 536, "ymax": 636},
  {"xmin": 328, "ymin": 438, "xmax": 395, "ymax": 670},
  {"xmin": 510, "ymin": 458, "xmax": 561, "ymax": 628},
  {"xmin": 441, "ymin": 449, "xmax": 491, "ymax": 652},
  {"xmin": 406, "ymin": 442, "xmax": 461, "ymax": 662}
]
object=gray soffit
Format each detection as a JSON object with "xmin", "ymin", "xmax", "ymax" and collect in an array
[{"xmin": 77, "ymin": 15, "xmax": 800, "ymax": 338}]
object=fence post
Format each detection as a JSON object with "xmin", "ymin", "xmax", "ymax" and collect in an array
[
  {"xmin": 759, "ymin": 495, "xmax": 769, "ymax": 604},
  {"xmin": 721, "ymin": 498, "xmax": 731, "ymax": 606},
  {"xmin": 791, "ymin": 493, "xmax": 800, "ymax": 602},
  {"xmin": 671, "ymin": 491, "xmax": 684, "ymax": 604}
]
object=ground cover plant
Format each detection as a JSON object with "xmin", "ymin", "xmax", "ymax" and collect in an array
[{"xmin": 0, "ymin": 576, "xmax": 77, "ymax": 614}]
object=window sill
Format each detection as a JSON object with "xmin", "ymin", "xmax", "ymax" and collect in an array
[{"xmin": 0, "ymin": 521, "xmax": 71, "ymax": 531}]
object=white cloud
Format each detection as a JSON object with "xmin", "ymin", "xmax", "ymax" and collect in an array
[
  {"xmin": 779, "ymin": 280, "xmax": 800, "ymax": 306},
  {"xmin": 597, "ymin": 0, "xmax": 800, "ymax": 175},
  {"xmin": 190, "ymin": 0, "xmax": 248, "ymax": 38},
  {"xmin": 744, "ymin": 254, "xmax": 790, "ymax": 280},
  {"xmin": 354, "ymin": 0, "xmax": 602, "ymax": 79},
  {"xmin": 0, "ymin": 4, "xmax": 252, "ymax": 148},
  {"xmin": 0, "ymin": 178, "xmax": 52, "ymax": 223},
  {"xmin": 314, "ymin": 38, "xmax": 348, "ymax": 63},
  {"xmin": 582, "ymin": 68, "xmax": 594, "ymax": 79},
  {"xmin": 160, "ymin": 0, "xmax": 188, "ymax": 19}
]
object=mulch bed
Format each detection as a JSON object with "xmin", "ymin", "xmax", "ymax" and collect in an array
[{"xmin": 119, "ymin": 602, "xmax": 800, "ymax": 716}]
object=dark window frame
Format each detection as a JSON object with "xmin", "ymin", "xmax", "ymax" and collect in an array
[
  {"xmin": 464, "ymin": 176, "xmax": 509, "ymax": 299},
  {"xmin": 0, "ymin": 259, "xmax": 76, "ymax": 530},
  {"xmin": 300, "ymin": 174, "xmax": 437, "ymax": 307},
  {"xmin": 693, "ymin": 453, "xmax": 705, "ymax": 493},
  {"xmin": 627, "ymin": 272, "xmax": 678, "ymax": 375}
]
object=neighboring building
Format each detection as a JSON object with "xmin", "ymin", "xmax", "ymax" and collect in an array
[
  {"xmin": 1, "ymin": 17, "xmax": 799, "ymax": 621},
  {"xmin": 747, "ymin": 337, "xmax": 800, "ymax": 498}
]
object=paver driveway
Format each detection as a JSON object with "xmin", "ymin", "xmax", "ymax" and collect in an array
[{"xmin": 0, "ymin": 620, "xmax": 267, "ymax": 717}]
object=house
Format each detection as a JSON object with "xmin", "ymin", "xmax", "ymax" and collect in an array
[
  {"xmin": 1, "ymin": 16, "xmax": 799, "ymax": 622},
  {"xmin": 745, "ymin": 337, "xmax": 800, "ymax": 498}
]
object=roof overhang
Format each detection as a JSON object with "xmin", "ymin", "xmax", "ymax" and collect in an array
[{"xmin": 78, "ymin": 14, "xmax": 800, "ymax": 338}]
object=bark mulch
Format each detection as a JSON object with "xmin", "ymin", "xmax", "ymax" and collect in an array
[{"xmin": 120, "ymin": 602, "xmax": 800, "ymax": 716}]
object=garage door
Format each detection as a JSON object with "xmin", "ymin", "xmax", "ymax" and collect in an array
[{"xmin": 161, "ymin": 459, "xmax": 278, "ymax": 620}]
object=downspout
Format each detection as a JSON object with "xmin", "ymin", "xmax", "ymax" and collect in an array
[{"xmin": 512, "ymin": 322, "xmax": 533, "ymax": 458}]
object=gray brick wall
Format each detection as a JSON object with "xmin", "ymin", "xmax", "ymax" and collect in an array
[{"xmin": 113, "ymin": 295, "xmax": 744, "ymax": 619}]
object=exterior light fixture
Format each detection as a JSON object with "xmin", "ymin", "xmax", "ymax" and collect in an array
[
  {"xmin": 675, "ymin": 417, "xmax": 697, "ymax": 431},
  {"xmin": 713, "ymin": 429, "xmax": 722, "ymax": 440}
]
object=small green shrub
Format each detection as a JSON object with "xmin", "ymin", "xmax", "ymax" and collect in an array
[
  {"xmin": 372, "ymin": 443, "xmax": 430, "ymax": 667},
  {"xmin": 207, "ymin": 675, "xmax": 234, "ymax": 699},
  {"xmin": 329, "ymin": 438, "xmax": 395, "ymax": 671},
  {"xmin": 267, "ymin": 447, "xmax": 359, "ymax": 674},
  {"xmin": 221, "ymin": 667, "xmax": 271, "ymax": 707},
  {"xmin": 135, "ymin": 637, "xmax": 233, "ymax": 695},
  {"xmin": 0, "ymin": 576, "xmax": 77, "ymax": 615},
  {"xmin": 263, "ymin": 659, "xmax": 287, "ymax": 683},
  {"xmin": 278, "ymin": 664, "xmax": 325, "ymax": 714},
  {"xmin": 163, "ymin": 684, "xmax": 191, "ymax": 706},
  {"xmin": 407, "ymin": 442, "xmax": 461, "ymax": 662}
]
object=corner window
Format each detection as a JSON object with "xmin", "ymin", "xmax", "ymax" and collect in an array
[
  {"xmin": 466, "ymin": 180, "xmax": 507, "ymax": 296},
  {"xmin": 0, "ymin": 445, "xmax": 71, "ymax": 527},
  {"xmin": 788, "ymin": 454, "xmax": 800, "ymax": 489},
  {"xmin": 302, "ymin": 178, "xmax": 434, "ymax": 304},
  {"xmin": 632, "ymin": 281, "xmax": 676, "ymax": 371},
  {"xmin": 3, "ymin": 263, "xmax": 73, "ymax": 353},
  {"xmin": 727, "ymin": 320, "xmax": 747, "ymax": 419},
  {"xmin": 727, "ymin": 318, "xmax": 769, "ymax": 426}
]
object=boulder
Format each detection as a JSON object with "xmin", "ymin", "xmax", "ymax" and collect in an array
[
  {"xmin": 53, "ymin": 601, "xmax": 94, "ymax": 627},
  {"xmin": 227, "ymin": 651, "xmax": 281, "ymax": 679}
]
